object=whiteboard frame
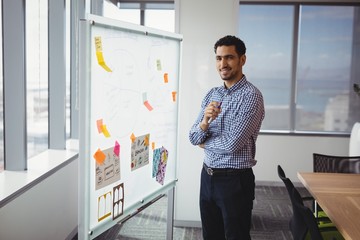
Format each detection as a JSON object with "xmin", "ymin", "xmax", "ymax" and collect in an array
[{"xmin": 78, "ymin": 14, "xmax": 182, "ymax": 240}]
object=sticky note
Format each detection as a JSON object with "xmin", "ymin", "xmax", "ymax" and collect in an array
[
  {"xmin": 94, "ymin": 36, "xmax": 112, "ymax": 72},
  {"xmin": 156, "ymin": 59, "xmax": 162, "ymax": 71},
  {"xmin": 97, "ymin": 119, "xmax": 103, "ymax": 133},
  {"xmin": 164, "ymin": 73, "xmax": 169, "ymax": 83},
  {"xmin": 102, "ymin": 124, "xmax": 111, "ymax": 138},
  {"xmin": 144, "ymin": 135, "xmax": 150, "ymax": 146},
  {"xmin": 114, "ymin": 141, "xmax": 120, "ymax": 157},
  {"xmin": 130, "ymin": 133, "xmax": 136, "ymax": 143},
  {"xmin": 152, "ymin": 142, "xmax": 155, "ymax": 150},
  {"xmin": 144, "ymin": 100, "xmax": 153, "ymax": 111},
  {"xmin": 172, "ymin": 91, "xmax": 177, "ymax": 102},
  {"xmin": 142, "ymin": 92, "xmax": 148, "ymax": 102},
  {"xmin": 94, "ymin": 148, "xmax": 106, "ymax": 165}
]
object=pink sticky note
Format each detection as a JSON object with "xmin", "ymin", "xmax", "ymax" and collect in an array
[
  {"xmin": 97, "ymin": 119, "xmax": 103, "ymax": 133},
  {"xmin": 144, "ymin": 100, "xmax": 153, "ymax": 111},
  {"xmin": 114, "ymin": 141, "xmax": 120, "ymax": 157}
]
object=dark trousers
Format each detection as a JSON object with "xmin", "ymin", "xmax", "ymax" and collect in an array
[{"xmin": 199, "ymin": 167, "xmax": 255, "ymax": 240}]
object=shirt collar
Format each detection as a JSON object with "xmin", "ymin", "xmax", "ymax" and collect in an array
[{"xmin": 221, "ymin": 75, "xmax": 247, "ymax": 94}]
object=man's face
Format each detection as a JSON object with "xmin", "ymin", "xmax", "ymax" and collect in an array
[{"xmin": 215, "ymin": 45, "xmax": 246, "ymax": 86}]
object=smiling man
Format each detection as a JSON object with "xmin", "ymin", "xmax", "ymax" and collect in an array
[{"xmin": 189, "ymin": 35, "xmax": 265, "ymax": 240}]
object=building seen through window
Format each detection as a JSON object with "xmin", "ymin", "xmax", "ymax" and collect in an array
[
  {"xmin": 26, "ymin": 0, "xmax": 49, "ymax": 158},
  {"xmin": 239, "ymin": 4, "xmax": 360, "ymax": 132}
]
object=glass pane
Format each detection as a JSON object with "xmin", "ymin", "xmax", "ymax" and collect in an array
[
  {"xmin": 26, "ymin": 0, "xmax": 49, "ymax": 158},
  {"xmin": 296, "ymin": 6, "xmax": 360, "ymax": 132},
  {"xmin": 0, "ymin": 3, "xmax": 3, "ymax": 172},
  {"xmin": 66, "ymin": 0, "xmax": 71, "ymax": 139},
  {"xmin": 239, "ymin": 5, "xmax": 294, "ymax": 130},
  {"xmin": 103, "ymin": 1, "xmax": 140, "ymax": 24},
  {"xmin": 145, "ymin": 9, "xmax": 175, "ymax": 32}
]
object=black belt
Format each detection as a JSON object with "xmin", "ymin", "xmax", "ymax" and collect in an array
[{"xmin": 203, "ymin": 163, "xmax": 251, "ymax": 176}]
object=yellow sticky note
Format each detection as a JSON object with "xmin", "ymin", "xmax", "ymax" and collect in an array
[
  {"xmin": 96, "ymin": 51, "xmax": 112, "ymax": 72},
  {"xmin": 156, "ymin": 59, "xmax": 162, "ymax": 71},
  {"xmin": 94, "ymin": 36, "xmax": 103, "ymax": 52},
  {"xmin": 102, "ymin": 124, "xmax": 111, "ymax": 138},
  {"xmin": 94, "ymin": 36, "xmax": 112, "ymax": 72}
]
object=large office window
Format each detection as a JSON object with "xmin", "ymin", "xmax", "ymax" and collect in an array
[
  {"xmin": 26, "ymin": 0, "xmax": 49, "ymax": 158},
  {"xmin": 103, "ymin": 1, "xmax": 175, "ymax": 32},
  {"xmin": 239, "ymin": 3, "xmax": 360, "ymax": 133},
  {"xmin": 103, "ymin": 1, "xmax": 140, "ymax": 24},
  {"xmin": 66, "ymin": 0, "xmax": 71, "ymax": 139},
  {"xmin": 0, "ymin": 3, "xmax": 3, "ymax": 172}
]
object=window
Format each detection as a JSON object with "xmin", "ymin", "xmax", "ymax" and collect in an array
[
  {"xmin": 66, "ymin": 0, "xmax": 71, "ymax": 139},
  {"xmin": 239, "ymin": 3, "xmax": 360, "ymax": 133},
  {"xmin": 0, "ymin": 3, "xmax": 3, "ymax": 172},
  {"xmin": 104, "ymin": 1, "xmax": 140, "ymax": 24},
  {"xmin": 26, "ymin": 0, "xmax": 49, "ymax": 157},
  {"xmin": 239, "ymin": 5, "xmax": 294, "ymax": 130},
  {"xmin": 103, "ymin": 1, "xmax": 175, "ymax": 32},
  {"xmin": 145, "ymin": 9, "xmax": 175, "ymax": 32}
]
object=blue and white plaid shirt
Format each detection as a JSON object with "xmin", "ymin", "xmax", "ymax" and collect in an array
[{"xmin": 189, "ymin": 75, "xmax": 265, "ymax": 169}]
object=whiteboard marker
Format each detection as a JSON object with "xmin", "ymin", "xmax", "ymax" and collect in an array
[{"xmin": 208, "ymin": 102, "xmax": 222, "ymax": 124}]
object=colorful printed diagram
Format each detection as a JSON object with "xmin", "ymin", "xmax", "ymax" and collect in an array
[{"xmin": 152, "ymin": 146, "xmax": 169, "ymax": 185}]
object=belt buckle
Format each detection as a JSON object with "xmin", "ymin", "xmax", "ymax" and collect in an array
[{"xmin": 206, "ymin": 167, "xmax": 214, "ymax": 176}]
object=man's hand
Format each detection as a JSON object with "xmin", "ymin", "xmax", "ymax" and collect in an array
[
  {"xmin": 199, "ymin": 143, "xmax": 205, "ymax": 149},
  {"xmin": 200, "ymin": 101, "xmax": 222, "ymax": 131}
]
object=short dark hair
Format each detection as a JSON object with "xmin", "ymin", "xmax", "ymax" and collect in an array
[{"xmin": 214, "ymin": 35, "xmax": 246, "ymax": 56}]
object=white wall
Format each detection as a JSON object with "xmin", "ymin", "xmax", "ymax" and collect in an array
[
  {"xmin": 174, "ymin": 0, "xmax": 350, "ymax": 225},
  {"xmin": 0, "ymin": 159, "xmax": 78, "ymax": 240}
]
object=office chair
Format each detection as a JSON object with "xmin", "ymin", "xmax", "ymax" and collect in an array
[
  {"xmin": 312, "ymin": 153, "xmax": 360, "ymax": 217},
  {"xmin": 313, "ymin": 153, "xmax": 360, "ymax": 174},
  {"xmin": 277, "ymin": 165, "xmax": 333, "ymax": 240},
  {"xmin": 292, "ymin": 188, "xmax": 344, "ymax": 240}
]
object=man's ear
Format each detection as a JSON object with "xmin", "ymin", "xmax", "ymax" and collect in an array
[{"xmin": 241, "ymin": 54, "xmax": 246, "ymax": 66}]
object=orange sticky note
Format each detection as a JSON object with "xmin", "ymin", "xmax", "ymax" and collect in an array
[
  {"xmin": 97, "ymin": 119, "xmax": 103, "ymax": 133},
  {"xmin": 163, "ymin": 73, "xmax": 169, "ymax": 83},
  {"xmin": 144, "ymin": 135, "xmax": 150, "ymax": 146},
  {"xmin": 172, "ymin": 91, "xmax": 177, "ymax": 102},
  {"xmin": 130, "ymin": 133, "xmax": 136, "ymax": 143},
  {"xmin": 144, "ymin": 100, "xmax": 153, "ymax": 111},
  {"xmin": 102, "ymin": 124, "xmax": 111, "ymax": 138},
  {"xmin": 152, "ymin": 142, "xmax": 155, "ymax": 150},
  {"xmin": 94, "ymin": 148, "xmax": 106, "ymax": 165}
]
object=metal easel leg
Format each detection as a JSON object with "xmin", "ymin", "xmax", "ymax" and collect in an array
[{"xmin": 166, "ymin": 187, "xmax": 175, "ymax": 240}]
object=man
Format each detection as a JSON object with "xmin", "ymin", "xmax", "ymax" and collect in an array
[{"xmin": 189, "ymin": 35, "xmax": 265, "ymax": 240}]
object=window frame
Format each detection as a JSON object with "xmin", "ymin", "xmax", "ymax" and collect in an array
[{"xmin": 240, "ymin": 0, "xmax": 360, "ymax": 136}]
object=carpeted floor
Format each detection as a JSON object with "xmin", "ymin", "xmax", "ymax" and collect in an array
[{"xmin": 90, "ymin": 184, "xmax": 311, "ymax": 240}]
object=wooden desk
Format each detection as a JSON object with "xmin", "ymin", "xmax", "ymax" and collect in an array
[{"xmin": 298, "ymin": 172, "xmax": 360, "ymax": 240}]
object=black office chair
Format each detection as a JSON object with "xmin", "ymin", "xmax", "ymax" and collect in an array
[
  {"xmin": 312, "ymin": 153, "xmax": 360, "ymax": 217},
  {"xmin": 292, "ymin": 188, "xmax": 344, "ymax": 240},
  {"xmin": 277, "ymin": 165, "xmax": 333, "ymax": 240},
  {"xmin": 313, "ymin": 153, "xmax": 360, "ymax": 174}
]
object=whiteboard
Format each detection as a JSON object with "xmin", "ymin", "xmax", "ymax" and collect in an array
[{"xmin": 79, "ymin": 14, "xmax": 182, "ymax": 239}]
